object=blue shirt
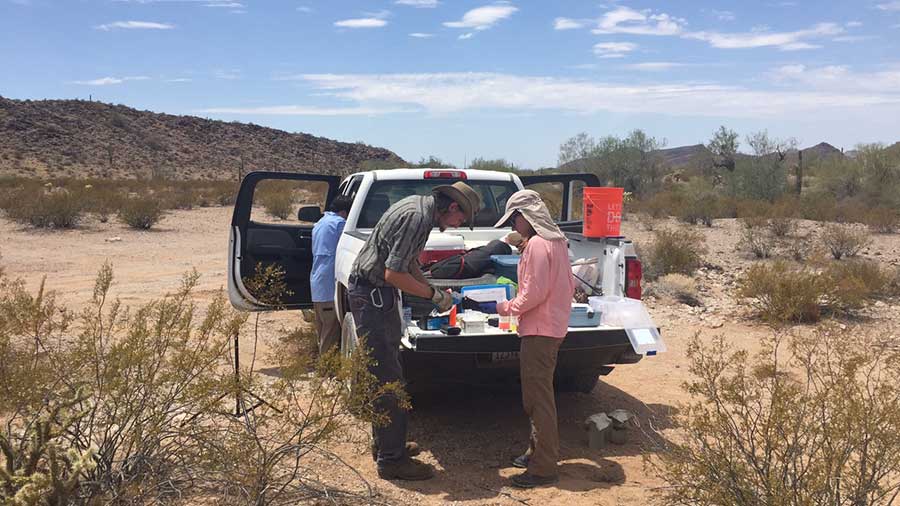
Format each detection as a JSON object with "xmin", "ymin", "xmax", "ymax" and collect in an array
[{"xmin": 310, "ymin": 211, "xmax": 346, "ymax": 303}]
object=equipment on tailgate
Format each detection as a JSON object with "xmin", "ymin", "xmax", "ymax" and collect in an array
[{"xmin": 427, "ymin": 240, "xmax": 512, "ymax": 279}]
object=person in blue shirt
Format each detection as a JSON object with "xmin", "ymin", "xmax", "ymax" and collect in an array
[{"xmin": 310, "ymin": 195, "xmax": 353, "ymax": 354}]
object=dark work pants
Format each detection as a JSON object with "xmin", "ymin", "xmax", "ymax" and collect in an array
[{"xmin": 348, "ymin": 280, "xmax": 406, "ymax": 465}]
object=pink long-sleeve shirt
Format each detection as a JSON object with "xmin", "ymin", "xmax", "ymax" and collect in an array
[{"xmin": 497, "ymin": 235, "xmax": 574, "ymax": 339}]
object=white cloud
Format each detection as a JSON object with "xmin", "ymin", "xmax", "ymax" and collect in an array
[
  {"xmin": 554, "ymin": 17, "xmax": 584, "ymax": 30},
  {"xmin": 294, "ymin": 72, "xmax": 900, "ymax": 118},
  {"xmin": 593, "ymin": 42, "xmax": 637, "ymax": 58},
  {"xmin": 845, "ymin": 21, "xmax": 863, "ymax": 27},
  {"xmin": 297, "ymin": 6, "xmax": 313, "ymax": 13},
  {"xmin": 570, "ymin": 63, "xmax": 599, "ymax": 70},
  {"xmin": 832, "ymin": 35, "xmax": 873, "ymax": 42},
  {"xmin": 409, "ymin": 32, "xmax": 434, "ymax": 38},
  {"xmin": 459, "ymin": 32, "xmax": 474, "ymax": 40},
  {"xmin": 444, "ymin": 3, "xmax": 518, "ymax": 31},
  {"xmin": 196, "ymin": 105, "xmax": 411, "ymax": 116},
  {"xmin": 623, "ymin": 62, "xmax": 687, "ymax": 71},
  {"xmin": 166, "ymin": 78, "xmax": 193, "ymax": 82},
  {"xmin": 876, "ymin": 1, "xmax": 900, "ymax": 10},
  {"xmin": 214, "ymin": 69, "xmax": 241, "ymax": 80},
  {"xmin": 95, "ymin": 20, "xmax": 174, "ymax": 30},
  {"xmin": 203, "ymin": 2, "xmax": 242, "ymax": 7},
  {"xmin": 710, "ymin": 10, "xmax": 736, "ymax": 21},
  {"xmin": 592, "ymin": 6, "xmax": 685, "ymax": 36},
  {"xmin": 71, "ymin": 76, "xmax": 149, "ymax": 85},
  {"xmin": 334, "ymin": 18, "xmax": 388, "ymax": 28},
  {"xmin": 771, "ymin": 64, "xmax": 900, "ymax": 93},
  {"xmin": 395, "ymin": 0, "xmax": 439, "ymax": 7},
  {"xmin": 684, "ymin": 22, "xmax": 842, "ymax": 50}
]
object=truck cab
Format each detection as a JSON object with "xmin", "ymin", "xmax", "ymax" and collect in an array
[{"xmin": 228, "ymin": 168, "xmax": 661, "ymax": 393}]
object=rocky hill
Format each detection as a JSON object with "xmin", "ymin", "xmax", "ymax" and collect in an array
[{"xmin": 0, "ymin": 96, "xmax": 405, "ymax": 180}]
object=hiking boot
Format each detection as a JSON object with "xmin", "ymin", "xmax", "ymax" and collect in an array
[
  {"xmin": 377, "ymin": 457, "xmax": 435, "ymax": 481},
  {"xmin": 371, "ymin": 441, "xmax": 422, "ymax": 461},
  {"xmin": 511, "ymin": 453, "xmax": 529, "ymax": 469},
  {"xmin": 511, "ymin": 472, "xmax": 559, "ymax": 489}
]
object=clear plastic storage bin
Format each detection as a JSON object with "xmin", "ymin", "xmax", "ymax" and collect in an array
[{"xmin": 588, "ymin": 296, "xmax": 665, "ymax": 355}]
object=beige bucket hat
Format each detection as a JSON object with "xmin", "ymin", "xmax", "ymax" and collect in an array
[
  {"xmin": 494, "ymin": 189, "xmax": 566, "ymax": 241},
  {"xmin": 432, "ymin": 181, "xmax": 482, "ymax": 230}
]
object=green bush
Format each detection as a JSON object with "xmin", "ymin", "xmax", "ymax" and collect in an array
[
  {"xmin": 820, "ymin": 223, "xmax": 870, "ymax": 260},
  {"xmin": 863, "ymin": 206, "xmax": 900, "ymax": 234},
  {"xmin": 260, "ymin": 189, "xmax": 294, "ymax": 220},
  {"xmin": 6, "ymin": 189, "xmax": 84, "ymax": 229},
  {"xmin": 654, "ymin": 330, "xmax": 900, "ymax": 506},
  {"xmin": 738, "ymin": 262, "xmax": 824, "ymax": 323},
  {"xmin": 118, "ymin": 196, "xmax": 165, "ymax": 229},
  {"xmin": 645, "ymin": 227, "xmax": 706, "ymax": 280}
]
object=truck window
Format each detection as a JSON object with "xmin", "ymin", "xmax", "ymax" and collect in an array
[
  {"xmin": 357, "ymin": 179, "xmax": 520, "ymax": 228},
  {"xmin": 250, "ymin": 179, "xmax": 330, "ymax": 225}
]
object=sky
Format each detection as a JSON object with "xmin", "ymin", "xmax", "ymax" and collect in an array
[{"xmin": 1, "ymin": 0, "xmax": 899, "ymax": 169}]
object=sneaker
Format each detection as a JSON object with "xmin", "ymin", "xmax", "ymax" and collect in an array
[
  {"xmin": 371, "ymin": 441, "xmax": 422, "ymax": 461},
  {"xmin": 511, "ymin": 454, "xmax": 529, "ymax": 469},
  {"xmin": 511, "ymin": 472, "xmax": 559, "ymax": 489},
  {"xmin": 377, "ymin": 457, "xmax": 435, "ymax": 481}
]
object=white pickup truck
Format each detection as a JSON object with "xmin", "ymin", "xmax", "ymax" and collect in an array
[{"xmin": 228, "ymin": 168, "xmax": 658, "ymax": 393}]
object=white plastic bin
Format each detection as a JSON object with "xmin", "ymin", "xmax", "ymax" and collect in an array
[{"xmin": 588, "ymin": 296, "xmax": 665, "ymax": 355}]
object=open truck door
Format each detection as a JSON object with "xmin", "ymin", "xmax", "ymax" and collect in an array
[
  {"xmin": 228, "ymin": 171, "xmax": 341, "ymax": 311},
  {"xmin": 519, "ymin": 173, "xmax": 600, "ymax": 231}
]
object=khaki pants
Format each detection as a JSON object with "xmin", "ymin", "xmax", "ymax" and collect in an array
[
  {"xmin": 520, "ymin": 335, "xmax": 563, "ymax": 477},
  {"xmin": 313, "ymin": 301, "xmax": 341, "ymax": 355}
]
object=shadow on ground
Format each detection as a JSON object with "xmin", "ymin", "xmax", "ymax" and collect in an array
[{"xmin": 386, "ymin": 380, "xmax": 675, "ymax": 501}]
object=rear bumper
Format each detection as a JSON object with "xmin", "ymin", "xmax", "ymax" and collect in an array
[{"xmin": 407, "ymin": 327, "xmax": 637, "ymax": 355}]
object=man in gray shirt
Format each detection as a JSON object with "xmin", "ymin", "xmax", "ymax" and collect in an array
[{"xmin": 348, "ymin": 181, "xmax": 481, "ymax": 481}]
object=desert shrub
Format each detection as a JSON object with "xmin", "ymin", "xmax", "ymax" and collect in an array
[
  {"xmin": 738, "ymin": 262, "xmax": 824, "ymax": 323},
  {"xmin": 81, "ymin": 186, "xmax": 122, "ymax": 223},
  {"xmin": 645, "ymin": 227, "xmax": 706, "ymax": 280},
  {"xmin": 638, "ymin": 190, "xmax": 683, "ymax": 219},
  {"xmin": 734, "ymin": 198, "xmax": 770, "ymax": 220},
  {"xmin": 767, "ymin": 199, "xmax": 797, "ymax": 237},
  {"xmin": 864, "ymin": 206, "xmax": 900, "ymax": 234},
  {"xmin": 259, "ymin": 188, "xmax": 294, "ymax": 220},
  {"xmin": 164, "ymin": 186, "xmax": 197, "ymax": 210},
  {"xmin": 0, "ymin": 265, "xmax": 390, "ymax": 505},
  {"xmin": 654, "ymin": 329, "xmax": 900, "ymax": 506},
  {"xmin": 823, "ymin": 259, "xmax": 897, "ymax": 312},
  {"xmin": 738, "ymin": 214, "xmax": 769, "ymax": 230},
  {"xmin": 821, "ymin": 223, "xmax": 870, "ymax": 260},
  {"xmin": 648, "ymin": 273, "xmax": 700, "ymax": 306},
  {"xmin": 738, "ymin": 224, "xmax": 775, "ymax": 259},
  {"xmin": 118, "ymin": 195, "xmax": 165, "ymax": 229},
  {"xmin": 782, "ymin": 233, "xmax": 813, "ymax": 262},
  {"xmin": 799, "ymin": 191, "xmax": 840, "ymax": 222},
  {"xmin": 6, "ymin": 189, "xmax": 84, "ymax": 229}
]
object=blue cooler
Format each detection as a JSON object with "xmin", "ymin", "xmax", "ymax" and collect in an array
[
  {"xmin": 490, "ymin": 255, "xmax": 520, "ymax": 282},
  {"xmin": 569, "ymin": 303, "xmax": 599, "ymax": 327}
]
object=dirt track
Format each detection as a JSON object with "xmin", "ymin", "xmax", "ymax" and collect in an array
[{"xmin": 4, "ymin": 207, "xmax": 899, "ymax": 505}]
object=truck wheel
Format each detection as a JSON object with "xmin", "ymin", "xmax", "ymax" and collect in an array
[
  {"xmin": 557, "ymin": 372, "xmax": 600, "ymax": 393},
  {"xmin": 340, "ymin": 312, "xmax": 359, "ymax": 358}
]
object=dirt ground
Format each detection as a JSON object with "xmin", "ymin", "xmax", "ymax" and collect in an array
[{"xmin": 3, "ymin": 207, "xmax": 899, "ymax": 505}]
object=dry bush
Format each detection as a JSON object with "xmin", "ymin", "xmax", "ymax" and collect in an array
[
  {"xmin": 781, "ymin": 233, "xmax": 813, "ymax": 263},
  {"xmin": 821, "ymin": 223, "xmax": 871, "ymax": 260},
  {"xmin": 653, "ymin": 329, "xmax": 900, "ymax": 506},
  {"xmin": 259, "ymin": 188, "xmax": 294, "ymax": 220},
  {"xmin": 645, "ymin": 227, "xmax": 706, "ymax": 280},
  {"xmin": 864, "ymin": 206, "xmax": 900, "ymax": 234},
  {"xmin": 735, "ymin": 199, "xmax": 770, "ymax": 221},
  {"xmin": 738, "ymin": 262, "xmax": 824, "ymax": 323},
  {"xmin": 0, "ymin": 264, "xmax": 391, "ymax": 505},
  {"xmin": 648, "ymin": 273, "xmax": 700, "ymax": 306},
  {"xmin": 738, "ymin": 224, "xmax": 775, "ymax": 259},
  {"xmin": 118, "ymin": 195, "xmax": 165, "ymax": 229},
  {"xmin": 81, "ymin": 186, "xmax": 122, "ymax": 223},
  {"xmin": 638, "ymin": 190, "xmax": 682, "ymax": 219},
  {"xmin": 823, "ymin": 259, "xmax": 897, "ymax": 313},
  {"xmin": 767, "ymin": 200, "xmax": 797, "ymax": 238},
  {"xmin": 5, "ymin": 189, "xmax": 84, "ymax": 229}
]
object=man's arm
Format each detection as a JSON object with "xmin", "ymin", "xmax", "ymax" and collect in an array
[{"xmin": 384, "ymin": 268, "xmax": 433, "ymax": 299}]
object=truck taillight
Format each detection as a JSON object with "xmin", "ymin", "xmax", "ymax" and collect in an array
[
  {"xmin": 419, "ymin": 249, "xmax": 465, "ymax": 267},
  {"xmin": 625, "ymin": 258, "xmax": 642, "ymax": 300},
  {"xmin": 424, "ymin": 170, "xmax": 467, "ymax": 180}
]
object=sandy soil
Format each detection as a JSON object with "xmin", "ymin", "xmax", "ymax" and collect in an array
[{"xmin": 3, "ymin": 207, "xmax": 899, "ymax": 505}]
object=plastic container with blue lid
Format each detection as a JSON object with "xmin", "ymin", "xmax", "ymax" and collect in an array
[{"xmin": 490, "ymin": 255, "xmax": 520, "ymax": 282}]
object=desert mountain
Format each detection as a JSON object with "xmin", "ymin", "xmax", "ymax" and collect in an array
[{"xmin": 0, "ymin": 96, "xmax": 405, "ymax": 180}]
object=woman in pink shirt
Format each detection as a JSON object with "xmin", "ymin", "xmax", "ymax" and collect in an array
[{"xmin": 494, "ymin": 189, "xmax": 575, "ymax": 488}]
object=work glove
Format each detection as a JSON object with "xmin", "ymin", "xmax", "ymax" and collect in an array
[{"xmin": 431, "ymin": 288, "xmax": 454, "ymax": 313}]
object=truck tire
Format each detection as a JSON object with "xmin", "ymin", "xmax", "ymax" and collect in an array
[{"xmin": 557, "ymin": 372, "xmax": 600, "ymax": 394}]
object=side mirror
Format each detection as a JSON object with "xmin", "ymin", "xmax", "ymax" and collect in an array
[{"xmin": 298, "ymin": 205, "xmax": 323, "ymax": 222}]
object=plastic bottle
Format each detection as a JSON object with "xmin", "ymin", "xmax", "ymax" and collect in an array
[
  {"xmin": 448, "ymin": 302, "xmax": 457, "ymax": 327},
  {"xmin": 509, "ymin": 315, "xmax": 518, "ymax": 333},
  {"xmin": 499, "ymin": 315, "xmax": 510, "ymax": 331}
]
